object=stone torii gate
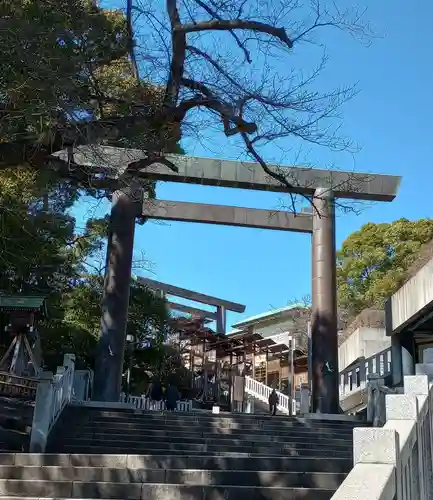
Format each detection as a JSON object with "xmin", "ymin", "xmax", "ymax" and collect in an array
[
  {"xmin": 53, "ymin": 146, "xmax": 401, "ymax": 410},
  {"xmin": 137, "ymin": 275, "xmax": 247, "ymax": 334}
]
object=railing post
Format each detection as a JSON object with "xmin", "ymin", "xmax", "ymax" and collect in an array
[
  {"xmin": 29, "ymin": 371, "xmax": 54, "ymax": 453},
  {"xmin": 300, "ymin": 387, "xmax": 310, "ymax": 414},
  {"xmin": 386, "ymin": 390, "xmax": 423, "ymax": 499},
  {"xmin": 63, "ymin": 353, "xmax": 75, "ymax": 402},
  {"xmin": 367, "ymin": 374, "xmax": 385, "ymax": 426},
  {"xmin": 358, "ymin": 358, "xmax": 367, "ymax": 389},
  {"xmin": 404, "ymin": 375, "xmax": 432, "ymax": 500}
]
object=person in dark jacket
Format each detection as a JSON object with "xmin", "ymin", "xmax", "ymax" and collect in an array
[
  {"xmin": 269, "ymin": 389, "xmax": 279, "ymax": 416},
  {"xmin": 165, "ymin": 383, "xmax": 180, "ymax": 411},
  {"xmin": 150, "ymin": 379, "xmax": 163, "ymax": 402}
]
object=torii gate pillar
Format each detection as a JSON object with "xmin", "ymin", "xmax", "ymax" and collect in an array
[
  {"xmin": 93, "ymin": 186, "xmax": 142, "ymax": 402},
  {"xmin": 311, "ymin": 187, "xmax": 339, "ymax": 414}
]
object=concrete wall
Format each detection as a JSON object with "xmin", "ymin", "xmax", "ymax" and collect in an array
[
  {"xmin": 387, "ymin": 257, "xmax": 433, "ymax": 333},
  {"xmin": 338, "ymin": 327, "xmax": 391, "ymax": 371}
]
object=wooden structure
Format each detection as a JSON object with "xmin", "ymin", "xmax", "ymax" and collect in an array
[
  {"xmin": 0, "ymin": 296, "xmax": 46, "ymax": 398},
  {"xmin": 0, "ymin": 296, "xmax": 45, "ymax": 376},
  {"xmin": 209, "ymin": 331, "xmax": 307, "ymax": 393},
  {"xmin": 168, "ymin": 317, "xmax": 307, "ymax": 409}
]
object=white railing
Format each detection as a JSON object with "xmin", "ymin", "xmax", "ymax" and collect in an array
[
  {"xmin": 119, "ymin": 393, "xmax": 192, "ymax": 412},
  {"xmin": 332, "ymin": 371, "xmax": 433, "ymax": 500},
  {"xmin": 245, "ymin": 376, "xmax": 295, "ymax": 415},
  {"xmin": 29, "ymin": 353, "xmax": 76, "ymax": 453}
]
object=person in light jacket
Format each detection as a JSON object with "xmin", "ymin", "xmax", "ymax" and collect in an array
[{"xmin": 269, "ymin": 389, "xmax": 279, "ymax": 416}]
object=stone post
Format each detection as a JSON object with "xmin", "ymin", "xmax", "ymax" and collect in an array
[
  {"xmin": 311, "ymin": 187, "xmax": 339, "ymax": 414},
  {"xmin": 391, "ymin": 333, "xmax": 403, "ymax": 386},
  {"xmin": 93, "ymin": 186, "xmax": 142, "ymax": 402},
  {"xmin": 404, "ymin": 375, "xmax": 431, "ymax": 500},
  {"xmin": 63, "ymin": 353, "xmax": 75, "ymax": 401},
  {"xmin": 402, "ymin": 343, "xmax": 415, "ymax": 377},
  {"xmin": 29, "ymin": 371, "xmax": 54, "ymax": 453},
  {"xmin": 416, "ymin": 349, "xmax": 433, "ymax": 383},
  {"xmin": 366, "ymin": 374, "xmax": 385, "ymax": 426},
  {"xmin": 353, "ymin": 427, "xmax": 400, "ymax": 490},
  {"xmin": 358, "ymin": 358, "xmax": 367, "ymax": 389},
  {"xmin": 300, "ymin": 386, "xmax": 310, "ymax": 414}
]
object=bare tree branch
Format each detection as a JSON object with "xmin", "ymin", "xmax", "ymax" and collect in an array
[
  {"xmin": 192, "ymin": 0, "xmax": 253, "ymax": 62},
  {"xmin": 127, "ymin": 0, "xmax": 141, "ymax": 82},
  {"xmin": 178, "ymin": 19, "xmax": 292, "ymax": 49},
  {"xmin": 1, "ymin": 0, "xmax": 373, "ymax": 212}
]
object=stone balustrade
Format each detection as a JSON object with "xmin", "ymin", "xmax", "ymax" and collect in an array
[
  {"xmin": 339, "ymin": 347, "xmax": 392, "ymax": 399},
  {"xmin": 29, "ymin": 353, "xmax": 76, "ymax": 453},
  {"xmin": 332, "ymin": 370, "xmax": 433, "ymax": 500},
  {"xmin": 119, "ymin": 393, "xmax": 193, "ymax": 411}
]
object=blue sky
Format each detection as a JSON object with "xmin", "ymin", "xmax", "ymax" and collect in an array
[{"xmin": 75, "ymin": 0, "xmax": 433, "ymax": 329}]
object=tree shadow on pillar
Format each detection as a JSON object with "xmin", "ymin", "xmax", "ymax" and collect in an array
[{"xmin": 311, "ymin": 312, "xmax": 340, "ymax": 414}]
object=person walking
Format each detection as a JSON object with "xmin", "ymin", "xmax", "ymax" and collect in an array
[
  {"xmin": 165, "ymin": 382, "xmax": 180, "ymax": 411},
  {"xmin": 268, "ymin": 388, "xmax": 279, "ymax": 416},
  {"xmin": 149, "ymin": 378, "xmax": 163, "ymax": 410}
]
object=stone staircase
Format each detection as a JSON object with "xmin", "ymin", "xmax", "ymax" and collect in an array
[
  {"xmin": 0, "ymin": 396, "xmax": 33, "ymax": 452},
  {"xmin": 0, "ymin": 406, "xmax": 365, "ymax": 499}
]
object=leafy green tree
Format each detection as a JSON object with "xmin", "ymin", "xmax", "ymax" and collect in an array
[
  {"xmin": 42, "ymin": 276, "xmax": 171, "ymax": 372},
  {"xmin": 337, "ymin": 218, "xmax": 433, "ymax": 316},
  {"xmin": 128, "ymin": 342, "xmax": 192, "ymax": 398},
  {"xmin": 0, "ymin": 0, "xmax": 181, "ymax": 180},
  {"xmin": 0, "ymin": 165, "xmax": 171, "ymax": 373},
  {"xmin": 0, "ymin": 167, "xmax": 79, "ymax": 295}
]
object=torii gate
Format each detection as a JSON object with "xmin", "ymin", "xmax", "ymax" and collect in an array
[{"xmin": 53, "ymin": 146, "xmax": 401, "ymax": 411}]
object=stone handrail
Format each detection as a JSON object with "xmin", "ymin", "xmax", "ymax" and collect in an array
[
  {"xmin": 332, "ymin": 372, "xmax": 433, "ymax": 500},
  {"xmin": 245, "ymin": 375, "xmax": 295, "ymax": 414},
  {"xmin": 29, "ymin": 354, "xmax": 75, "ymax": 452},
  {"xmin": 119, "ymin": 393, "xmax": 192, "ymax": 411}
]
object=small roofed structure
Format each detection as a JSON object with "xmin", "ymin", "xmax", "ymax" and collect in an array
[{"xmin": 0, "ymin": 295, "xmax": 47, "ymax": 397}]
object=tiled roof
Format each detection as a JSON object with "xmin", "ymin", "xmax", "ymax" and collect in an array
[{"xmin": 232, "ymin": 303, "xmax": 307, "ymax": 328}]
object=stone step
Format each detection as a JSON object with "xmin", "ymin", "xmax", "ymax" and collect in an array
[
  {"xmin": 62, "ymin": 420, "xmax": 356, "ymax": 436},
  {"xmin": 0, "ymin": 453, "xmax": 352, "ymax": 472},
  {"xmin": 0, "ymin": 405, "xmax": 33, "ymax": 419},
  {"xmin": 51, "ymin": 435, "xmax": 351, "ymax": 454},
  {"xmin": 0, "ymin": 414, "xmax": 29, "ymax": 433},
  {"xmin": 58, "ymin": 423, "xmax": 354, "ymax": 439},
  {"xmin": 0, "ymin": 397, "xmax": 34, "ymax": 411},
  {"xmin": 66, "ymin": 410, "xmax": 362, "ymax": 429},
  {"xmin": 51, "ymin": 431, "xmax": 352, "ymax": 448},
  {"xmin": 49, "ymin": 444, "xmax": 352, "ymax": 458},
  {"xmin": 0, "ymin": 481, "xmax": 335, "ymax": 499},
  {"xmin": 67, "ymin": 406, "xmax": 361, "ymax": 421},
  {"xmin": 0, "ymin": 466, "xmax": 347, "ymax": 488},
  {"xmin": 0, "ymin": 428, "xmax": 27, "ymax": 448}
]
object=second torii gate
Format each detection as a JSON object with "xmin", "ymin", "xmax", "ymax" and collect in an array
[{"xmin": 138, "ymin": 276, "xmax": 246, "ymax": 334}]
